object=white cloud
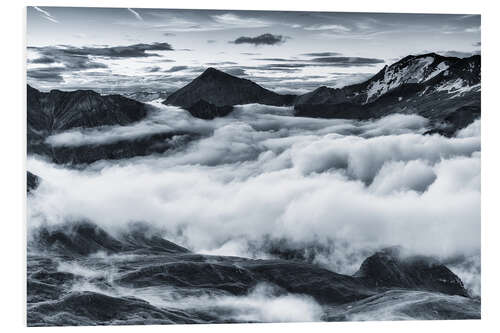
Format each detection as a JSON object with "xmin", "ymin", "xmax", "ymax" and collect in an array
[
  {"xmin": 465, "ymin": 26, "xmax": 481, "ymax": 33},
  {"xmin": 304, "ymin": 24, "xmax": 350, "ymax": 32},
  {"xmin": 212, "ymin": 13, "xmax": 270, "ymax": 28},
  {"xmin": 33, "ymin": 6, "xmax": 59, "ymax": 23},
  {"xmin": 127, "ymin": 8, "xmax": 143, "ymax": 21}
]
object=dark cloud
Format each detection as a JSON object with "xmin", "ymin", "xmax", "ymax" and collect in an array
[
  {"xmin": 302, "ymin": 52, "xmax": 342, "ymax": 57},
  {"xmin": 438, "ymin": 50, "xmax": 480, "ymax": 58},
  {"xmin": 224, "ymin": 68, "xmax": 247, "ymax": 76},
  {"xmin": 238, "ymin": 65, "xmax": 302, "ymax": 73},
  {"xmin": 241, "ymin": 52, "xmax": 261, "ymax": 56},
  {"xmin": 27, "ymin": 42, "xmax": 174, "ymax": 85},
  {"xmin": 207, "ymin": 40, "xmax": 217, "ymax": 44},
  {"xmin": 79, "ymin": 71, "xmax": 113, "ymax": 78},
  {"xmin": 165, "ymin": 65, "xmax": 189, "ymax": 73},
  {"xmin": 61, "ymin": 42, "xmax": 173, "ymax": 58},
  {"xmin": 261, "ymin": 63, "xmax": 308, "ymax": 68},
  {"xmin": 231, "ymin": 34, "xmax": 288, "ymax": 46},
  {"xmin": 27, "ymin": 68, "xmax": 64, "ymax": 82},
  {"xmin": 473, "ymin": 42, "xmax": 481, "ymax": 47},
  {"xmin": 252, "ymin": 55, "xmax": 384, "ymax": 68},
  {"xmin": 30, "ymin": 56, "xmax": 56, "ymax": 64},
  {"xmin": 310, "ymin": 56, "xmax": 385, "ymax": 65},
  {"xmin": 145, "ymin": 66, "xmax": 161, "ymax": 73},
  {"xmin": 205, "ymin": 61, "xmax": 237, "ymax": 66},
  {"xmin": 254, "ymin": 58, "xmax": 303, "ymax": 62},
  {"xmin": 27, "ymin": 45, "xmax": 113, "ymax": 84},
  {"xmin": 163, "ymin": 32, "xmax": 176, "ymax": 36}
]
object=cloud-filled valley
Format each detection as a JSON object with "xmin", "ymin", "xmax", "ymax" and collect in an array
[
  {"xmin": 27, "ymin": 103, "xmax": 481, "ymax": 295},
  {"xmin": 25, "ymin": 8, "xmax": 482, "ymax": 325}
]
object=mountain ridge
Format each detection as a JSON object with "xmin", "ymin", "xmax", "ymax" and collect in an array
[
  {"xmin": 27, "ymin": 84, "xmax": 148, "ymax": 142},
  {"xmin": 26, "ymin": 52, "xmax": 481, "ymax": 165},
  {"xmin": 161, "ymin": 53, "xmax": 480, "ymax": 124}
]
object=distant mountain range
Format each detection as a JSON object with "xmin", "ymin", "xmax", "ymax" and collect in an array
[
  {"xmin": 164, "ymin": 53, "xmax": 480, "ymax": 128},
  {"xmin": 27, "ymin": 52, "xmax": 481, "ymax": 164}
]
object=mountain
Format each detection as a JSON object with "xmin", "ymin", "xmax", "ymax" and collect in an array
[
  {"xmin": 294, "ymin": 53, "xmax": 480, "ymax": 132},
  {"xmin": 163, "ymin": 67, "xmax": 296, "ymax": 119},
  {"xmin": 26, "ymin": 85, "xmax": 172, "ymax": 164},
  {"xmin": 27, "ymin": 85, "xmax": 148, "ymax": 143},
  {"xmin": 27, "ymin": 221, "xmax": 478, "ymax": 326}
]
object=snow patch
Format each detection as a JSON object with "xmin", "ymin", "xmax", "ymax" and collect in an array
[
  {"xmin": 365, "ymin": 57, "xmax": 435, "ymax": 103},
  {"xmin": 424, "ymin": 62, "xmax": 449, "ymax": 81}
]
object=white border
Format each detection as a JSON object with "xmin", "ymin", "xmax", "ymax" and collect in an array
[{"xmin": 2, "ymin": 0, "xmax": 499, "ymax": 332}]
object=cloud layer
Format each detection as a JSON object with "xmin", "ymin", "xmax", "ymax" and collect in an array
[{"xmin": 28, "ymin": 103, "xmax": 481, "ymax": 294}]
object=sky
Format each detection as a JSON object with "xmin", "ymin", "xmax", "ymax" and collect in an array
[{"xmin": 27, "ymin": 7, "xmax": 481, "ymax": 94}]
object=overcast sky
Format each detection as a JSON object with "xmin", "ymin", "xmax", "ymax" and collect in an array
[{"xmin": 27, "ymin": 7, "xmax": 481, "ymax": 94}]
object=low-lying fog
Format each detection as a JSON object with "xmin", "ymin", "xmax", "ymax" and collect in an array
[{"xmin": 27, "ymin": 102, "xmax": 481, "ymax": 295}]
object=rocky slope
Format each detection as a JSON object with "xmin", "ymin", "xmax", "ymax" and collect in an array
[
  {"xmin": 294, "ymin": 53, "xmax": 481, "ymax": 133},
  {"xmin": 27, "ymin": 221, "xmax": 479, "ymax": 326},
  {"xmin": 26, "ymin": 85, "xmax": 185, "ymax": 164},
  {"xmin": 27, "ymin": 171, "xmax": 40, "ymax": 193},
  {"xmin": 163, "ymin": 67, "xmax": 296, "ymax": 119},
  {"xmin": 27, "ymin": 85, "xmax": 148, "ymax": 141}
]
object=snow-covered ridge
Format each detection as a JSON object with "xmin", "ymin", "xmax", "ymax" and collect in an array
[{"xmin": 364, "ymin": 56, "xmax": 449, "ymax": 104}]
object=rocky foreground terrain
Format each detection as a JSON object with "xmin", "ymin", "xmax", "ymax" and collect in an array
[{"xmin": 27, "ymin": 221, "xmax": 479, "ymax": 326}]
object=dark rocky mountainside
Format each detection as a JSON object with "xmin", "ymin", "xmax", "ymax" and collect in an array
[
  {"xmin": 29, "ymin": 131, "xmax": 197, "ymax": 165},
  {"xmin": 26, "ymin": 85, "xmax": 186, "ymax": 164},
  {"xmin": 294, "ymin": 53, "xmax": 480, "ymax": 132},
  {"xmin": 27, "ymin": 171, "xmax": 41, "ymax": 193},
  {"xmin": 28, "ymin": 85, "xmax": 147, "ymax": 141},
  {"xmin": 27, "ymin": 221, "xmax": 477, "ymax": 326},
  {"xmin": 163, "ymin": 67, "xmax": 296, "ymax": 119}
]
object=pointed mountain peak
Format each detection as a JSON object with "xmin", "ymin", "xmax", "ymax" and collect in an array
[
  {"xmin": 198, "ymin": 67, "xmax": 235, "ymax": 80},
  {"xmin": 164, "ymin": 66, "xmax": 295, "ymax": 114}
]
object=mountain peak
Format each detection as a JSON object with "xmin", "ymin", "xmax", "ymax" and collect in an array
[
  {"xmin": 198, "ymin": 67, "xmax": 233, "ymax": 80},
  {"xmin": 163, "ymin": 67, "xmax": 295, "ymax": 114}
]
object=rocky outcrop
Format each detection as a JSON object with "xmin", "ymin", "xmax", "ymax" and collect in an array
[
  {"xmin": 30, "ymin": 222, "xmax": 190, "ymax": 256},
  {"xmin": 27, "ymin": 171, "xmax": 40, "ymax": 193},
  {"xmin": 354, "ymin": 247, "xmax": 468, "ymax": 297}
]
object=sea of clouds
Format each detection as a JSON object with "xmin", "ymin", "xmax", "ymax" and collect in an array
[{"xmin": 27, "ymin": 102, "xmax": 481, "ymax": 295}]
